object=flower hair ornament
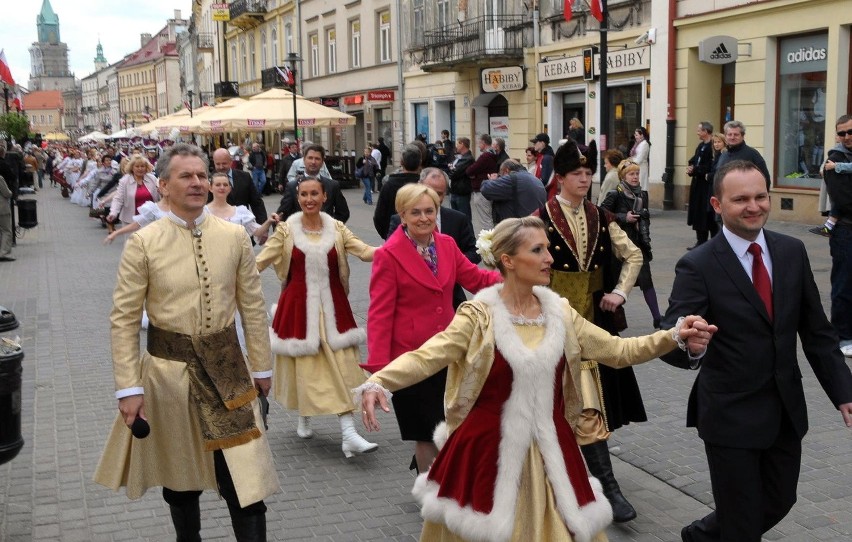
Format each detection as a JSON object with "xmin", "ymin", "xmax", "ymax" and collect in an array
[{"xmin": 476, "ymin": 229, "xmax": 497, "ymax": 268}]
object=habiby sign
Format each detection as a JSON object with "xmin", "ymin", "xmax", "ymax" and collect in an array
[
  {"xmin": 538, "ymin": 47, "xmax": 649, "ymax": 82},
  {"xmin": 480, "ymin": 66, "xmax": 525, "ymax": 93}
]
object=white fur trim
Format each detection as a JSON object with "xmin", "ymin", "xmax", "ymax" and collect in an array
[
  {"xmin": 432, "ymin": 421, "xmax": 449, "ymax": 450},
  {"xmin": 269, "ymin": 213, "xmax": 366, "ymax": 357},
  {"xmin": 412, "ymin": 285, "xmax": 612, "ymax": 542}
]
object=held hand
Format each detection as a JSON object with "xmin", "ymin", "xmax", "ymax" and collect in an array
[
  {"xmin": 106, "ymin": 215, "xmax": 116, "ymax": 224},
  {"xmin": 254, "ymin": 377, "xmax": 272, "ymax": 397},
  {"xmin": 103, "ymin": 233, "xmax": 116, "ymax": 245},
  {"xmin": 839, "ymin": 403, "xmax": 852, "ymax": 428},
  {"xmin": 118, "ymin": 395, "xmax": 145, "ymax": 427},
  {"xmin": 626, "ymin": 211, "xmax": 639, "ymax": 224},
  {"xmin": 361, "ymin": 390, "xmax": 390, "ymax": 432},
  {"xmin": 599, "ymin": 292, "xmax": 625, "ymax": 313},
  {"xmin": 677, "ymin": 315, "xmax": 718, "ymax": 355},
  {"xmin": 824, "ymin": 160, "xmax": 836, "ymax": 171}
]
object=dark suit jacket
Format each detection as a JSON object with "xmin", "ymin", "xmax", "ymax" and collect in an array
[
  {"xmin": 661, "ymin": 230, "xmax": 852, "ymax": 449},
  {"xmin": 388, "ymin": 207, "xmax": 480, "ymax": 309},
  {"xmin": 275, "ymin": 175, "xmax": 350, "ymax": 223},
  {"xmin": 206, "ymin": 169, "xmax": 267, "ymax": 224}
]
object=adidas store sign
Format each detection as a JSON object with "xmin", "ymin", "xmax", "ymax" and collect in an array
[{"xmin": 698, "ymin": 35, "xmax": 739, "ymax": 65}]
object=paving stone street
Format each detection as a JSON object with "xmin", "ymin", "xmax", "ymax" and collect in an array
[{"xmin": 1, "ymin": 184, "xmax": 851, "ymax": 541}]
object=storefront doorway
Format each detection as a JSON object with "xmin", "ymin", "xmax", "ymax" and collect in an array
[{"xmin": 608, "ymin": 84, "xmax": 642, "ymax": 155}]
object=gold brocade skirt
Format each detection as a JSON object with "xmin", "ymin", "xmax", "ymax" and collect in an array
[
  {"xmin": 273, "ymin": 311, "xmax": 369, "ymax": 416},
  {"xmin": 419, "ymin": 442, "xmax": 609, "ymax": 542}
]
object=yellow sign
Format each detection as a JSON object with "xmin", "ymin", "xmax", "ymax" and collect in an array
[{"xmin": 212, "ymin": 3, "xmax": 230, "ymax": 21}]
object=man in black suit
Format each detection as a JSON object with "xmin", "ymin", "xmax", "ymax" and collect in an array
[
  {"xmin": 661, "ymin": 160, "xmax": 852, "ymax": 542},
  {"xmin": 275, "ymin": 144, "xmax": 349, "ymax": 223},
  {"xmin": 388, "ymin": 167, "xmax": 479, "ymax": 309},
  {"xmin": 212, "ymin": 148, "xmax": 269, "ymax": 242}
]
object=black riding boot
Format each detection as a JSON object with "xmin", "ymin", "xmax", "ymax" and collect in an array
[
  {"xmin": 168, "ymin": 501, "xmax": 202, "ymax": 542},
  {"xmin": 229, "ymin": 507, "xmax": 267, "ymax": 542},
  {"xmin": 581, "ymin": 441, "xmax": 637, "ymax": 523}
]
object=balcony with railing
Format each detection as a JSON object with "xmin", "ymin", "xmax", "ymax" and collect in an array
[
  {"xmin": 214, "ymin": 81, "xmax": 240, "ymax": 100},
  {"xmin": 229, "ymin": 0, "xmax": 267, "ymax": 30},
  {"xmin": 197, "ymin": 32, "xmax": 214, "ymax": 51},
  {"xmin": 416, "ymin": 14, "xmax": 530, "ymax": 72}
]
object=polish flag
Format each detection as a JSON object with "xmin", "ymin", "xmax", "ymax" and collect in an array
[
  {"xmin": 563, "ymin": 0, "xmax": 574, "ymax": 22},
  {"xmin": 590, "ymin": 0, "xmax": 604, "ymax": 23},
  {"xmin": 13, "ymin": 89, "xmax": 22, "ymax": 111},
  {"xmin": 275, "ymin": 65, "xmax": 295, "ymax": 87},
  {"xmin": 0, "ymin": 49, "xmax": 16, "ymax": 86}
]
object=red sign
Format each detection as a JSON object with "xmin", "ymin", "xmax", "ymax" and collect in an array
[
  {"xmin": 368, "ymin": 90, "xmax": 394, "ymax": 102},
  {"xmin": 298, "ymin": 119, "xmax": 315, "ymax": 126},
  {"xmin": 247, "ymin": 119, "xmax": 266, "ymax": 127},
  {"xmin": 319, "ymin": 97, "xmax": 340, "ymax": 107},
  {"xmin": 343, "ymin": 94, "xmax": 364, "ymax": 105},
  {"xmin": 209, "ymin": 120, "xmax": 222, "ymax": 128}
]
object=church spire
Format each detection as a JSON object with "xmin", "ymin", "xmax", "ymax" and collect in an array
[
  {"xmin": 37, "ymin": 0, "xmax": 61, "ymax": 44},
  {"xmin": 94, "ymin": 39, "xmax": 107, "ymax": 71}
]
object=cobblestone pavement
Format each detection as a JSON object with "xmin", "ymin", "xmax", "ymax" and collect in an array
[{"xmin": 1, "ymin": 184, "xmax": 851, "ymax": 541}]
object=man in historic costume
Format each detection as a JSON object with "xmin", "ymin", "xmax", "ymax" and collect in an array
[
  {"xmin": 94, "ymin": 143, "xmax": 279, "ymax": 541},
  {"xmin": 535, "ymin": 139, "xmax": 646, "ymax": 523}
]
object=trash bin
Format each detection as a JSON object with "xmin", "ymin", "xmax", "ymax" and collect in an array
[
  {"xmin": 0, "ymin": 306, "xmax": 18, "ymax": 332},
  {"xmin": 17, "ymin": 199, "xmax": 38, "ymax": 229},
  {"xmin": 0, "ymin": 339, "xmax": 24, "ymax": 465}
]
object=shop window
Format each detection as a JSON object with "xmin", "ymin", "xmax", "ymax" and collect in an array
[
  {"xmin": 608, "ymin": 84, "xmax": 642, "ymax": 156},
  {"xmin": 413, "ymin": 103, "xmax": 429, "ymax": 140},
  {"xmin": 776, "ymin": 33, "xmax": 828, "ymax": 189}
]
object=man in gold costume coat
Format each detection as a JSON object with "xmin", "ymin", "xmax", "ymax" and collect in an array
[{"xmin": 94, "ymin": 144, "xmax": 278, "ymax": 541}]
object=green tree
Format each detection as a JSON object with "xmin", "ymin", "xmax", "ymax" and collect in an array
[{"xmin": 0, "ymin": 112, "xmax": 30, "ymax": 142}]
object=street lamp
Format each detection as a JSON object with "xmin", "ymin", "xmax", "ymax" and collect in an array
[
  {"xmin": 286, "ymin": 52, "xmax": 303, "ymax": 149},
  {"xmin": 2, "ymin": 83, "xmax": 9, "ymax": 114},
  {"xmin": 187, "ymin": 90, "xmax": 194, "ymax": 117}
]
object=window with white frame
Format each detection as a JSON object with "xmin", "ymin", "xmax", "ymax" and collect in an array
[
  {"xmin": 240, "ymin": 38, "xmax": 247, "ymax": 81},
  {"xmin": 351, "ymin": 20, "xmax": 361, "ymax": 68},
  {"xmin": 249, "ymin": 35, "xmax": 256, "ymax": 79},
  {"xmin": 437, "ymin": 0, "xmax": 450, "ymax": 28},
  {"xmin": 310, "ymin": 33, "xmax": 319, "ymax": 77},
  {"xmin": 271, "ymin": 28, "xmax": 279, "ymax": 66},
  {"xmin": 412, "ymin": 0, "xmax": 424, "ymax": 46},
  {"xmin": 327, "ymin": 29, "xmax": 337, "ymax": 74},
  {"xmin": 261, "ymin": 30, "xmax": 268, "ymax": 69},
  {"xmin": 379, "ymin": 10, "xmax": 391, "ymax": 63},
  {"xmin": 231, "ymin": 44, "xmax": 237, "ymax": 80},
  {"xmin": 285, "ymin": 23, "xmax": 293, "ymax": 56}
]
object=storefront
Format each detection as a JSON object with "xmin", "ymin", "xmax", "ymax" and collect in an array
[
  {"xmin": 537, "ymin": 45, "xmax": 651, "ymax": 159},
  {"xmin": 674, "ymin": 1, "xmax": 851, "ymax": 222}
]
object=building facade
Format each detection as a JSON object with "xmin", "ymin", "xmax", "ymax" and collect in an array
[{"xmin": 23, "ymin": 90, "xmax": 64, "ymax": 134}]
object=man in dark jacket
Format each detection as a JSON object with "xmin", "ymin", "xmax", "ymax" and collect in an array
[
  {"xmin": 447, "ymin": 137, "xmax": 474, "ymax": 224},
  {"xmin": 715, "ymin": 120, "xmax": 771, "ymax": 188},
  {"xmin": 530, "ymin": 132, "xmax": 555, "ymax": 185},
  {"xmin": 248, "ymin": 143, "xmax": 268, "ymax": 194},
  {"xmin": 481, "ymin": 159, "xmax": 547, "ymax": 223},
  {"xmin": 686, "ymin": 121, "xmax": 717, "ymax": 249},
  {"xmin": 467, "ymin": 134, "xmax": 499, "ymax": 232},
  {"xmin": 212, "ymin": 148, "xmax": 268, "ymax": 228},
  {"xmin": 277, "ymin": 142, "xmax": 301, "ymax": 192},
  {"xmin": 491, "ymin": 137, "xmax": 510, "ymax": 168},
  {"xmin": 823, "ymin": 114, "xmax": 852, "ymax": 357},
  {"xmin": 372, "ymin": 145, "xmax": 422, "ymax": 238},
  {"xmin": 276, "ymin": 144, "xmax": 349, "ymax": 223},
  {"xmin": 376, "ymin": 137, "xmax": 391, "ymax": 191}
]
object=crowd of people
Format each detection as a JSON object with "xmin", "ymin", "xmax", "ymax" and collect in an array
[{"xmin": 7, "ymin": 114, "xmax": 844, "ymax": 542}]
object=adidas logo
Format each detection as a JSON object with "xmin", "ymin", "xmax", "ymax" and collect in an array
[{"xmin": 710, "ymin": 43, "xmax": 732, "ymax": 60}]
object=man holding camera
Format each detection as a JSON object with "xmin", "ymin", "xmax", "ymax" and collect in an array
[{"xmin": 276, "ymin": 144, "xmax": 349, "ymax": 223}]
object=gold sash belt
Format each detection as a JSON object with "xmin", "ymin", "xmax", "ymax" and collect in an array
[{"xmin": 147, "ymin": 323, "xmax": 260, "ymax": 451}]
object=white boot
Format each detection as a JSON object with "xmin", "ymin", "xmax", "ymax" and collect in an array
[
  {"xmin": 296, "ymin": 416, "xmax": 313, "ymax": 439},
  {"xmin": 340, "ymin": 414, "xmax": 378, "ymax": 458}
]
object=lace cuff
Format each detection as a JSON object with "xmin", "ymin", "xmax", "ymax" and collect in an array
[
  {"xmin": 672, "ymin": 316, "xmax": 707, "ymax": 368},
  {"xmin": 352, "ymin": 381, "xmax": 393, "ymax": 407}
]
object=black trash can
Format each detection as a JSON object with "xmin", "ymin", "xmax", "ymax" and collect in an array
[
  {"xmin": 17, "ymin": 199, "xmax": 38, "ymax": 229},
  {"xmin": 0, "ymin": 340, "xmax": 24, "ymax": 465}
]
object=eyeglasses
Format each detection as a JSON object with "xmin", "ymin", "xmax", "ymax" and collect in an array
[{"xmin": 837, "ymin": 130, "xmax": 852, "ymax": 137}]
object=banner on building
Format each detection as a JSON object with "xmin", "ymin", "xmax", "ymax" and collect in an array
[
  {"xmin": 481, "ymin": 66, "xmax": 525, "ymax": 93},
  {"xmin": 212, "ymin": 3, "xmax": 230, "ymax": 22}
]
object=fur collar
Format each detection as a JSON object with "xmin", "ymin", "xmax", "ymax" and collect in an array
[
  {"xmin": 413, "ymin": 284, "xmax": 612, "ymax": 542},
  {"xmin": 269, "ymin": 212, "xmax": 365, "ymax": 356}
]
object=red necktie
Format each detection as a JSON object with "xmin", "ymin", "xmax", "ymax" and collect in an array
[{"xmin": 748, "ymin": 243, "xmax": 773, "ymax": 320}]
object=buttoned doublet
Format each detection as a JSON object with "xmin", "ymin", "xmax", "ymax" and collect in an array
[{"xmin": 94, "ymin": 215, "xmax": 278, "ymax": 508}]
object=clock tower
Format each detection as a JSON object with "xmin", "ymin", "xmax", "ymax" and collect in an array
[{"xmin": 28, "ymin": 0, "xmax": 76, "ymax": 92}]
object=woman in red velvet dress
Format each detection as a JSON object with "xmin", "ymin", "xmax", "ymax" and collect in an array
[
  {"xmin": 357, "ymin": 217, "xmax": 714, "ymax": 541},
  {"xmin": 256, "ymin": 176, "xmax": 378, "ymax": 458}
]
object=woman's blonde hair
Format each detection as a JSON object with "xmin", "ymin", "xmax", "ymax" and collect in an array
[
  {"xmin": 395, "ymin": 183, "xmax": 440, "ymax": 216},
  {"xmin": 617, "ymin": 159, "xmax": 640, "ymax": 180},
  {"xmin": 124, "ymin": 155, "xmax": 154, "ymax": 176},
  {"xmin": 488, "ymin": 216, "xmax": 547, "ymax": 274},
  {"xmin": 711, "ymin": 132, "xmax": 727, "ymax": 148}
]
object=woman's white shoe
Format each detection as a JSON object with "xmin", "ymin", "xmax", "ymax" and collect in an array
[
  {"xmin": 340, "ymin": 414, "xmax": 378, "ymax": 458},
  {"xmin": 296, "ymin": 416, "xmax": 314, "ymax": 439}
]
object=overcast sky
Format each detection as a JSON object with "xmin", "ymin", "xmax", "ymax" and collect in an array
[{"xmin": 2, "ymin": 0, "xmax": 191, "ymax": 87}]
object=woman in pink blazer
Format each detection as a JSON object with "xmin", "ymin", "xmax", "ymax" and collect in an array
[
  {"xmin": 107, "ymin": 155, "xmax": 160, "ymax": 226},
  {"xmin": 365, "ymin": 184, "xmax": 501, "ymax": 472}
]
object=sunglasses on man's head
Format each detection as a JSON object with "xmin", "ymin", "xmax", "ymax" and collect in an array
[{"xmin": 837, "ymin": 130, "xmax": 852, "ymax": 137}]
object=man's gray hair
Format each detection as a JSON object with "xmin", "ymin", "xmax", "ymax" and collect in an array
[
  {"xmin": 500, "ymin": 159, "xmax": 525, "ymax": 174},
  {"xmin": 699, "ymin": 121, "xmax": 714, "ymax": 134},
  {"xmin": 724, "ymin": 120, "xmax": 745, "ymax": 135},
  {"xmin": 419, "ymin": 167, "xmax": 449, "ymax": 187},
  {"xmin": 158, "ymin": 143, "xmax": 208, "ymax": 180}
]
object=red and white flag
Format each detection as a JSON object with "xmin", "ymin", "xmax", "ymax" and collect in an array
[
  {"xmin": 275, "ymin": 65, "xmax": 295, "ymax": 87},
  {"xmin": 590, "ymin": 0, "xmax": 604, "ymax": 23},
  {"xmin": 0, "ymin": 49, "xmax": 16, "ymax": 86},
  {"xmin": 13, "ymin": 89, "xmax": 22, "ymax": 111},
  {"xmin": 563, "ymin": 0, "xmax": 574, "ymax": 23}
]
